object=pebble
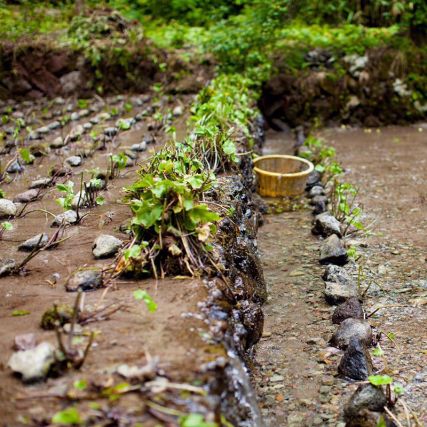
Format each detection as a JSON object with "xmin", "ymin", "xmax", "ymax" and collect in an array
[
  {"xmin": 330, "ymin": 318, "xmax": 372, "ymax": 349},
  {"xmin": 50, "ymin": 136, "xmax": 67, "ymax": 149},
  {"xmin": 0, "ymin": 199, "xmax": 17, "ymax": 218},
  {"xmin": 7, "ymin": 160, "xmax": 24, "ymax": 174},
  {"xmin": 13, "ymin": 189, "xmax": 39, "ymax": 204},
  {"xmin": 14, "ymin": 333, "xmax": 37, "ymax": 351},
  {"xmin": 130, "ymin": 141, "xmax": 147, "ymax": 152},
  {"xmin": 338, "ymin": 337, "xmax": 373, "ymax": 380},
  {"xmin": 18, "ymin": 233, "xmax": 48, "ymax": 252},
  {"xmin": 68, "ymin": 125, "xmax": 84, "ymax": 141},
  {"xmin": 332, "ymin": 297, "xmax": 364, "ymax": 324},
  {"xmin": 0, "ymin": 258, "xmax": 16, "ymax": 276},
  {"xmin": 30, "ymin": 177, "xmax": 52, "ymax": 189},
  {"xmin": 313, "ymin": 212, "xmax": 342, "ymax": 237},
  {"xmin": 104, "ymin": 127, "xmax": 118, "ymax": 137},
  {"xmin": 65, "ymin": 155, "xmax": 82, "ymax": 167},
  {"xmin": 8, "ymin": 342, "xmax": 55, "ymax": 382},
  {"xmin": 65, "ymin": 268, "xmax": 103, "ymax": 292},
  {"xmin": 320, "ymin": 235, "xmax": 348, "ymax": 266},
  {"xmin": 51, "ymin": 210, "xmax": 78, "ymax": 227},
  {"xmin": 92, "ymin": 234, "xmax": 123, "ymax": 258}
]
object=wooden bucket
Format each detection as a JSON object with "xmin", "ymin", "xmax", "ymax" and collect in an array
[{"xmin": 253, "ymin": 155, "xmax": 314, "ymax": 197}]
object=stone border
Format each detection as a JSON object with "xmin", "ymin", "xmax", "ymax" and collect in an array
[{"xmin": 297, "ymin": 142, "xmax": 399, "ymax": 426}]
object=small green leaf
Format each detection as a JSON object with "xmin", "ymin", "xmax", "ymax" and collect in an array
[
  {"xmin": 393, "ymin": 383, "xmax": 405, "ymax": 396},
  {"xmin": 372, "ymin": 345, "xmax": 384, "ymax": 357},
  {"xmin": 133, "ymin": 289, "xmax": 158, "ymax": 313},
  {"xmin": 51, "ymin": 407, "xmax": 82, "ymax": 425},
  {"xmin": 95, "ymin": 196, "xmax": 105, "ymax": 206},
  {"xmin": 12, "ymin": 310, "xmax": 30, "ymax": 317},
  {"xmin": 368, "ymin": 375, "xmax": 393, "ymax": 386},
  {"xmin": 1, "ymin": 221, "xmax": 13, "ymax": 231},
  {"xmin": 73, "ymin": 379, "xmax": 88, "ymax": 391}
]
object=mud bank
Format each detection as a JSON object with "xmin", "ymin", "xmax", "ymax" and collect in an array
[
  {"xmin": 0, "ymin": 87, "xmax": 267, "ymax": 425},
  {"xmin": 260, "ymin": 47, "xmax": 426, "ymax": 128}
]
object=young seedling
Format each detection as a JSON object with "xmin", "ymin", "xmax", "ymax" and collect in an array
[{"xmin": 0, "ymin": 221, "xmax": 13, "ymax": 240}]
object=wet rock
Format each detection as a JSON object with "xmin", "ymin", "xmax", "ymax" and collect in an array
[
  {"xmin": 324, "ymin": 281, "xmax": 357, "ymax": 304},
  {"xmin": 50, "ymin": 136, "xmax": 67, "ymax": 149},
  {"xmin": 69, "ymin": 125, "xmax": 84, "ymax": 141},
  {"xmin": 104, "ymin": 127, "xmax": 118, "ymax": 137},
  {"xmin": 332, "ymin": 297, "xmax": 364, "ymax": 324},
  {"xmin": 47, "ymin": 121, "xmax": 61, "ymax": 131},
  {"xmin": 65, "ymin": 155, "xmax": 82, "ymax": 167},
  {"xmin": 40, "ymin": 304, "xmax": 74, "ymax": 330},
  {"xmin": 7, "ymin": 160, "xmax": 24, "ymax": 174},
  {"xmin": 8, "ymin": 342, "xmax": 55, "ymax": 382},
  {"xmin": 0, "ymin": 259, "xmax": 16, "ymax": 276},
  {"xmin": 14, "ymin": 333, "xmax": 37, "ymax": 351},
  {"xmin": 310, "ymin": 195, "xmax": 328, "ymax": 207},
  {"xmin": 312, "ymin": 197, "xmax": 328, "ymax": 215},
  {"xmin": 338, "ymin": 337, "xmax": 373, "ymax": 380},
  {"xmin": 306, "ymin": 170, "xmax": 321, "ymax": 190},
  {"xmin": 92, "ymin": 234, "xmax": 123, "ymax": 259},
  {"xmin": 71, "ymin": 191, "xmax": 89, "ymax": 209},
  {"xmin": 313, "ymin": 212, "xmax": 342, "ymax": 237},
  {"xmin": 143, "ymin": 134, "xmax": 156, "ymax": 145},
  {"xmin": 37, "ymin": 126, "xmax": 50, "ymax": 135},
  {"xmin": 65, "ymin": 268, "xmax": 103, "ymax": 292},
  {"xmin": 323, "ymin": 264, "xmax": 352, "ymax": 285},
  {"xmin": 320, "ymin": 235, "xmax": 348, "ymax": 265},
  {"xmin": 30, "ymin": 177, "xmax": 53, "ymax": 189},
  {"xmin": 344, "ymin": 383, "xmax": 387, "ymax": 420},
  {"xmin": 173, "ymin": 105, "xmax": 184, "ymax": 117},
  {"xmin": 330, "ymin": 318, "xmax": 372, "ymax": 349},
  {"xmin": 308, "ymin": 185, "xmax": 325, "ymax": 198},
  {"xmin": 51, "ymin": 210, "xmax": 78, "ymax": 227},
  {"xmin": 130, "ymin": 141, "xmax": 147, "ymax": 152},
  {"xmin": 13, "ymin": 189, "xmax": 39, "ymax": 204},
  {"xmin": 0, "ymin": 199, "xmax": 17, "ymax": 218},
  {"xmin": 18, "ymin": 233, "xmax": 48, "ymax": 252},
  {"xmin": 29, "ymin": 131, "xmax": 41, "ymax": 140}
]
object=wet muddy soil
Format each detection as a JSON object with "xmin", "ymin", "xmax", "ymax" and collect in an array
[
  {"xmin": 254, "ymin": 125, "xmax": 426, "ymax": 426},
  {"xmin": 322, "ymin": 124, "xmax": 427, "ymax": 424},
  {"xmin": 0, "ymin": 93, "xmax": 235, "ymax": 426}
]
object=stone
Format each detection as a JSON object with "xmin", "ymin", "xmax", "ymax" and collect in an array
[
  {"xmin": 308, "ymin": 185, "xmax": 325, "ymax": 198},
  {"xmin": 37, "ymin": 126, "xmax": 50, "ymax": 135},
  {"xmin": 338, "ymin": 337, "xmax": 373, "ymax": 380},
  {"xmin": 68, "ymin": 125, "xmax": 84, "ymax": 141},
  {"xmin": 47, "ymin": 121, "xmax": 61, "ymax": 131},
  {"xmin": 83, "ymin": 122, "xmax": 93, "ymax": 131},
  {"xmin": 143, "ymin": 134, "xmax": 156, "ymax": 145},
  {"xmin": 14, "ymin": 333, "xmax": 37, "ymax": 351},
  {"xmin": 71, "ymin": 191, "xmax": 89, "ymax": 209},
  {"xmin": 130, "ymin": 141, "xmax": 147, "ymax": 152},
  {"xmin": 306, "ymin": 170, "xmax": 321, "ymax": 190},
  {"xmin": 104, "ymin": 127, "xmax": 118, "ymax": 137},
  {"xmin": 30, "ymin": 177, "xmax": 53, "ymax": 189},
  {"xmin": 313, "ymin": 212, "xmax": 342, "ymax": 237},
  {"xmin": 173, "ymin": 105, "xmax": 184, "ymax": 117},
  {"xmin": 0, "ymin": 259, "xmax": 16, "ymax": 276},
  {"xmin": 320, "ymin": 235, "xmax": 348, "ymax": 265},
  {"xmin": 18, "ymin": 233, "xmax": 48, "ymax": 252},
  {"xmin": 332, "ymin": 297, "xmax": 364, "ymax": 324},
  {"xmin": 50, "ymin": 136, "xmax": 67, "ymax": 149},
  {"xmin": 344, "ymin": 384, "xmax": 387, "ymax": 419},
  {"xmin": 7, "ymin": 160, "xmax": 24, "ymax": 174},
  {"xmin": 312, "ymin": 198, "xmax": 327, "ymax": 215},
  {"xmin": 65, "ymin": 155, "xmax": 82, "ymax": 167},
  {"xmin": 92, "ymin": 234, "xmax": 123, "ymax": 259},
  {"xmin": 0, "ymin": 199, "xmax": 17, "ymax": 218},
  {"xmin": 330, "ymin": 318, "xmax": 372, "ymax": 349},
  {"xmin": 324, "ymin": 281, "xmax": 357, "ymax": 304},
  {"xmin": 51, "ymin": 210, "xmax": 78, "ymax": 227},
  {"xmin": 13, "ymin": 189, "xmax": 39, "ymax": 204},
  {"xmin": 8, "ymin": 342, "xmax": 55, "ymax": 382},
  {"xmin": 322, "ymin": 264, "xmax": 352, "ymax": 286},
  {"xmin": 65, "ymin": 268, "xmax": 103, "ymax": 292},
  {"xmin": 70, "ymin": 112, "xmax": 80, "ymax": 121}
]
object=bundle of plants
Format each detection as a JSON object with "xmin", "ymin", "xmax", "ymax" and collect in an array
[{"xmin": 115, "ymin": 141, "xmax": 222, "ymax": 278}]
